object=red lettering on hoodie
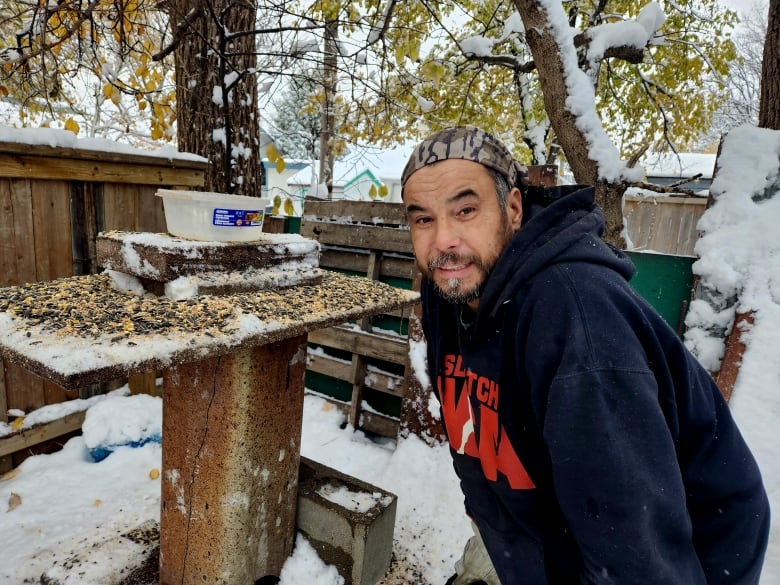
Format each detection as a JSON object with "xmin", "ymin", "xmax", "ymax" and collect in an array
[
  {"xmin": 438, "ymin": 353, "xmax": 535, "ymax": 490},
  {"xmin": 478, "ymin": 404, "xmax": 535, "ymax": 489},
  {"xmin": 438, "ymin": 375, "xmax": 478, "ymax": 456}
]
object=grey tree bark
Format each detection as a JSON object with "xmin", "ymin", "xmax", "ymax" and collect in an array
[{"xmin": 164, "ymin": 0, "xmax": 262, "ymax": 195}]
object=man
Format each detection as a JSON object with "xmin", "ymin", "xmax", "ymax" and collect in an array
[{"xmin": 401, "ymin": 126, "xmax": 770, "ymax": 585}]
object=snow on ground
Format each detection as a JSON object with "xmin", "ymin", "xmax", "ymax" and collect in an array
[{"xmin": 0, "ymin": 391, "xmax": 469, "ymax": 584}]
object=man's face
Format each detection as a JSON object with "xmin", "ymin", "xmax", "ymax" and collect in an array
[{"xmin": 404, "ymin": 159, "xmax": 523, "ymax": 309}]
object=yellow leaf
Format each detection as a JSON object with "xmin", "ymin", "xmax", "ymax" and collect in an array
[
  {"xmin": 11, "ymin": 417, "xmax": 24, "ymax": 431},
  {"xmin": 409, "ymin": 41, "xmax": 420, "ymax": 62},
  {"xmin": 275, "ymin": 157, "xmax": 286, "ymax": 173},
  {"xmin": 379, "ymin": 184, "xmax": 389, "ymax": 197},
  {"xmin": 93, "ymin": 499, "xmax": 102, "ymax": 507},
  {"xmin": 102, "ymin": 83, "xmax": 114, "ymax": 99},
  {"xmin": 283, "ymin": 198, "xmax": 295, "ymax": 216},
  {"xmin": 395, "ymin": 45, "xmax": 405, "ymax": 66},
  {"xmin": 149, "ymin": 468, "xmax": 160, "ymax": 480},
  {"xmin": 369, "ymin": 184, "xmax": 378, "ymax": 199},
  {"xmin": 267, "ymin": 143, "xmax": 279, "ymax": 163},
  {"xmin": 65, "ymin": 118, "xmax": 81, "ymax": 134},
  {"xmin": 138, "ymin": 100, "xmax": 148, "ymax": 110},
  {"xmin": 0, "ymin": 85, "xmax": 8, "ymax": 97}
]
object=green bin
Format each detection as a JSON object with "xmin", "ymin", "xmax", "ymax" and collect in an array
[
  {"xmin": 284, "ymin": 216, "xmax": 302, "ymax": 234},
  {"xmin": 624, "ymin": 251, "xmax": 695, "ymax": 335}
]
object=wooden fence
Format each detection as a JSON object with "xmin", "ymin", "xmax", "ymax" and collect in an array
[
  {"xmin": 0, "ymin": 140, "xmax": 207, "ymax": 468},
  {"xmin": 623, "ymin": 194, "xmax": 707, "ymax": 257}
]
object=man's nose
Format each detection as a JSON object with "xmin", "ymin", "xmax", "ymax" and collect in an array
[{"xmin": 433, "ymin": 218, "xmax": 460, "ymax": 252}]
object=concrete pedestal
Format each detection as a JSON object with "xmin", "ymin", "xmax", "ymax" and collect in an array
[{"xmin": 160, "ymin": 335, "xmax": 307, "ymax": 584}]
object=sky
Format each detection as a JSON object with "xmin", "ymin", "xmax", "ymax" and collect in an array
[{"xmin": 1, "ymin": 1, "xmax": 778, "ymax": 584}]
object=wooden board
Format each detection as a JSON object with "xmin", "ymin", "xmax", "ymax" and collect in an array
[
  {"xmin": 31, "ymin": 179, "xmax": 73, "ymax": 282},
  {"xmin": 300, "ymin": 221, "xmax": 413, "ymax": 254},
  {"xmin": 0, "ymin": 178, "xmax": 37, "ymax": 286},
  {"xmin": 0, "ymin": 179, "xmax": 47, "ymax": 412},
  {"xmin": 103, "ymin": 183, "xmax": 168, "ymax": 234},
  {"xmin": 96, "ymin": 231, "xmax": 320, "ymax": 281},
  {"xmin": 303, "ymin": 199, "xmax": 407, "ymax": 225},
  {"xmin": 32, "ymin": 180, "xmax": 75, "ymax": 406},
  {"xmin": 313, "ymin": 394, "xmax": 400, "ymax": 438},
  {"xmin": 306, "ymin": 351, "xmax": 405, "ymax": 397},
  {"xmin": 0, "ymin": 411, "xmax": 86, "ymax": 458},
  {"xmin": 319, "ymin": 248, "xmax": 416, "ymax": 280},
  {"xmin": 623, "ymin": 195, "xmax": 706, "ymax": 257},
  {"xmin": 0, "ymin": 141, "xmax": 207, "ymax": 169},
  {"xmin": 0, "ymin": 154, "xmax": 204, "ymax": 186},
  {"xmin": 308, "ymin": 326, "xmax": 409, "ymax": 365}
]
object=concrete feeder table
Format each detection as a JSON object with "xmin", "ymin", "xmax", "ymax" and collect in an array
[{"xmin": 0, "ymin": 230, "xmax": 419, "ymax": 585}]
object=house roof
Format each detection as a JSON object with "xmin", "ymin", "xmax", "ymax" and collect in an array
[
  {"xmin": 642, "ymin": 152, "xmax": 717, "ymax": 179},
  {"xmin": 287, "ymin": 144, "xmax": 415, "ymax": 187}
]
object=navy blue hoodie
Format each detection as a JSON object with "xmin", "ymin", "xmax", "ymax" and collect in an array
[{"xmin": 421, "ymin": 185, "xmax": 769, "ymax": 584}]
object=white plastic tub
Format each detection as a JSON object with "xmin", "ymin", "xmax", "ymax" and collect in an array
[{"xmin": 156, "ymin": 189, "xmax": 270, "ymax": 242}]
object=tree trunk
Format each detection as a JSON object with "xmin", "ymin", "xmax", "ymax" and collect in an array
[
  {"xmin": 759, "ymin": 0, "xmax": 780, "ymax": 129},
  {"xmin": 319, "ymin": 19, "xmax": 339, "ymax": 198},
  {"xmin": 595, "ymin": 181, "xmax": 628, "ymax": 247},
  {"xmin": 166, "ymin": 0, "xmax": 261, "ymax": 195},
  {"xmin": 514, "ymin": 0, "xmax": 626, "ymax": 248}
]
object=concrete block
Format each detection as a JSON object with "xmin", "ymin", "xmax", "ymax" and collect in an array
[{"xmin": 297, "ymin": 457, "xmax": 397, "ymax": 585}]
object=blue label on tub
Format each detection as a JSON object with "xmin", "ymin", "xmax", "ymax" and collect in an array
[{"xmin": 212, "ymin": 208, "xmax": 264, "ymax": 227}]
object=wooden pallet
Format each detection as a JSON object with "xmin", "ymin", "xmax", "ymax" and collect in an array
[{"xmin": 301, "ymin": 199, "xmax": 419, "ymax": 437}]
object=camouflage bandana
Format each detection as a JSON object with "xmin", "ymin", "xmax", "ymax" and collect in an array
[{"xmin": 401, "ymin": 125, "xmax": 528, "ymax": 196}]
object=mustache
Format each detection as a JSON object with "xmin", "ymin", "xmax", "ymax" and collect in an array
[{"xmin": 428, "ymin": 252, "xmax": 473, "ymax": 272}]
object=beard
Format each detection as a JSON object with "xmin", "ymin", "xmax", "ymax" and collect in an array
[{"xmin": 427, "ymin": 252, "xmax": 491, "ymax": 304}]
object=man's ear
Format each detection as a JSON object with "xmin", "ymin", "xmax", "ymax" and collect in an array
[{"xmin": 507, "ymin": 187, "xmax": 523, "ymax": 230}]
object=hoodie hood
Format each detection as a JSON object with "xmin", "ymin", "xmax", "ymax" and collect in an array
[{"xmin": 476, "ymin": 185, "xmax": 635, "ymax": 326}]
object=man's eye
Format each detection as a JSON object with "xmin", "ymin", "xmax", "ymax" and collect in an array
[
  {"xmin": 458, "ymin": 206, "xmax": 476, "ymax": 217},
  {"xmin": 414, "ymin": 216, "xmax": 432, "ymax": 226}
]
